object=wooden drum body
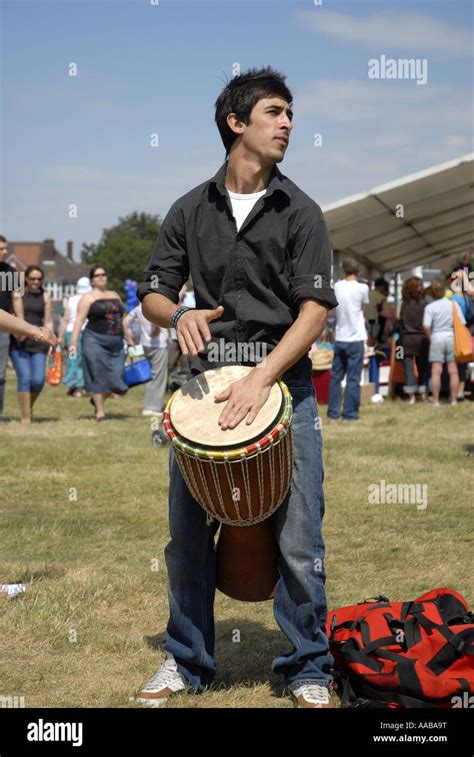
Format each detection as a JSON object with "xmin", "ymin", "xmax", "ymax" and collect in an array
[{"xmin": 163, "ymin": 366, "xmax": 294, "ymax": 601}]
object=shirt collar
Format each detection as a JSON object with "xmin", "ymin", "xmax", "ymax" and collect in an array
[{"xmin": 210, "ymin": 160, "xmax": 292, "ymax": 200}]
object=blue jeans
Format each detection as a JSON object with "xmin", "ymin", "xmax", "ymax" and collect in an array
[
  {"xmin": 327, "ymin": 341, "xmax": 364, "ymax": 420},
  {"xmin": 403, "ymin": 355, "xmax": 428, "ymax": 395},
  {"xmin": 163, "ymin": 378, "xmax": 333, "ymax": 692},
  {"xmin": 10, "ymin": 348, "xmax": 47, "ymax": 392}
]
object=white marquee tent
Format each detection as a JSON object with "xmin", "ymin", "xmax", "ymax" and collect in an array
[{"xmin": 322, "ymin": 153, "xmax": 474, "ymax": 274}]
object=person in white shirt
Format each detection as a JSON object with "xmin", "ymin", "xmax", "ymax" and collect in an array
[
  {"xmin": 327, "ymin": 258, "xmax": 369, "ymax": 421},
  {"xmin": 127, "ymin": 303, "xmax": 169, "ymax": 416},
  {"xmin": 422, "ymin": 280, "xmax": 465, "ymax": 406},
  {"xmin": 58, "ymin": 276, "xmax": 92, "ymax": 397}
]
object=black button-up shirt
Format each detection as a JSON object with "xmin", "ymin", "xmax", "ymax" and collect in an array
[
  {"xmin": 138, "ymin": 160, "xmax": 338, "ymax": 378},
  {"xmin": 0, "ymin": 262, "xmax": 16, "ymax": 313}
]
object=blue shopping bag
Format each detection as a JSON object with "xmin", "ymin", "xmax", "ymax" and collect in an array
[{"xmin": 124, "ymin": 346, "xmax": 152, "ymax": 387}]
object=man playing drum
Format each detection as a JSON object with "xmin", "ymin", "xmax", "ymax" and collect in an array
[{"xmin": 134, "ymin": 66, "xmax": 338, "ymax": 708}]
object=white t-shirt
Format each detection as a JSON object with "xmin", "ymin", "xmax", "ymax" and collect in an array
[
  {"xmin": 423, "ymin": 297, "xmax": 465, "ymax": 341},
  {"xmin": 334, "ymin": 279, "xmax": 369, "ymax": 342},
  {"xmin": 128, "ymin": 304, "xmax": 168, "ymax": 349},
  {"xmin": 182, "ymin": 291, "xmax": 196, "ymax": 309},
  {"xmin": 66, "ymin": 293, "xmax": 87, "ymax": 332},
  {"xmin": 227, "ymin": 188, "xmax": 267, "ymax": 231}
]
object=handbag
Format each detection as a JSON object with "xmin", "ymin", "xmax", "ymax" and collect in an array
[
  {"xmin": 388, "ymin": 338, "xmax": 418, "ymax": 384},
  {"xmin": 46, "ymin": 346, "xmax": 63, "ymax": 386},
  {"xmin": 452, "ymin": 302, "xmax": 473, "ymax": 364},
  {"xmin": 311, "ymin": 344, "xmax": 334, "ymax": 371},
  {"xmin": 124, "ymin": 345, "xmax": 152, "ymax": 387}
]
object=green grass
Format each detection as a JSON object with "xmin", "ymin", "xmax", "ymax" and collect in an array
[{"xmin": 0, "ymin": 371, "xmax": 472, "ymax": 708}]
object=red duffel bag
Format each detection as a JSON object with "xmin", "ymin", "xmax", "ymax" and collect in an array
[{"xmin": 326, "ymin": 588, "xmax": 474, "ymax": 708}]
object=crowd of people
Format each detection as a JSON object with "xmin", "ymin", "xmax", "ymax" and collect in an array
[
  {"xmin": 0, "ymin": 234, "xmax": 472, "ymax": 426},
  {"xmin": 327, "ymin": 257, "xmax": 473, "ymax": 421},
  {"xmin": 0, "ymin": 236, "xmax": 195, "ymax": 423}
]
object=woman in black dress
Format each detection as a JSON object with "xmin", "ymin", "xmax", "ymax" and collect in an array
[
  {"xmin": 400, "ymin": 276, "xmax": 429, "ymax": 404},
  {"xmin": 10, "ymin": 265, "xmax": 54, "ymax": 423},
  {"xmin": 69, "ymin": 265, "xmax": 134, "ymax": 420}
]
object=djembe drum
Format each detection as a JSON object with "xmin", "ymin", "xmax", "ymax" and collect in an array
[{"xmin": 163, "ymin": 366, "xmax": 293, "ymax": 601}]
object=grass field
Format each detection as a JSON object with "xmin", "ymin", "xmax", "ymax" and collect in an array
[{"xmin": 0, "ymin": 369, "xmax": 472, "ymax": 709}]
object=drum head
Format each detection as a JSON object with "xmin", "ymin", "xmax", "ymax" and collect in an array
[{"xmin": 169, "ymin": 366, "xmax": 284, "ymax": 449}]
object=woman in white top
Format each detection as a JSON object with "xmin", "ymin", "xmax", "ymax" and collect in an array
[
  {"xmin": 58, "ymin": 277, "xmax": 92, "ymax": 397},
  {"xmin": 127, "ymin": 303, "xmax": 169, "ymax": 416},
  {"xmin": 423, "ymin": 280, "xmax": 465, "ymax": 406}
]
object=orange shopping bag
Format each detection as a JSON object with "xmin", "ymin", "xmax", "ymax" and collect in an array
[
  {"xmin": 452, "ymin": 302, "xmax": 473, "ymax": 363},
  {"xmin": 388, "ymin": 337, "xmax": 418, "ymax": 384},
  {"xmin": 46, "ymin": 346, "xmax": 63, "ymax": 386}
]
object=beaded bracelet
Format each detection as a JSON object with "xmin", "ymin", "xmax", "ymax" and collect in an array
[
  {"xmin": 32, "ymin": 326, "xmax": 44, "ymax": 342},
  {"xmin": 171, "ymin": 306, "xmax": 192, "ymax": 330}
]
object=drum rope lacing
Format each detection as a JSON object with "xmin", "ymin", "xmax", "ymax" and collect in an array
[{"xmin": 176, "ymin": 431, "xmax": 293, "ymax": 526}]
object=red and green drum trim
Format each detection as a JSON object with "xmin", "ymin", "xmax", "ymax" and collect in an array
[{"xmin": 163, "ymin": 379, "xmax": 292, "ymax": 461}]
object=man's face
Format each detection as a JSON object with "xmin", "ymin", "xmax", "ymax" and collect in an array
[
  {"xmin": 0, "ymin": 241, "xmax": 7, "ymax": 263},
  {"xmin": 229, "ymin": 95, "xmax": 293, "ymax": 164}
]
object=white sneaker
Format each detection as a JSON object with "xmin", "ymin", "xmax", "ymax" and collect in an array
[
  {"xmin": 142, "ymin": 409, "xmax": 163, "ymax": 418},
  {"xmin": 291, "ymin": 683, "xmax": 334, "ymax": 708},
  {"xmin": 132, "ymin": 654, "xmax": 187, "ymax": 707},
  {"xmin": 0, "ymin": 583, "xmax": 27, "ymax": 598}
]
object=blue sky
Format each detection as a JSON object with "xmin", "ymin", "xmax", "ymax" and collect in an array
[{"xmin": 1, "ymin": 0, "xmax": 472, "ymax": 261}]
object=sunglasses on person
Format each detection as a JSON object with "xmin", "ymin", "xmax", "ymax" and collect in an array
[{"xmin": 92, "ymin": 273, "xmax": 107, "ymax": 278}]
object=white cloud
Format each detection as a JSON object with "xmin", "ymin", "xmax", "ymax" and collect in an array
[
  {"xmin": 4, "ymin": 159, "xmax": 219, "ymax": 257},
  {"xmin": 294, "ymin": 79, "xmax": 471, "ymax": 133},
  {"xmin": 279, "ymin": 77, "xmax": 473, "ymax": 203},
  {"xmin": 284, "ymin": 139, "xmax": 471, "ymax": 208},
  {"xmin": 13, "ymin": 84, "xmax": 127, "ymax": 113},
  {"xmin": 43, "ymin": 159, "xmax": 218, "ymax": 206},
  {"xmin": 441, "ymin": 135, "xmax": 472, "ymax": 148},
  {"xmin": 296, "ymin": 9, "xmax": 473, "ymax": 56}
]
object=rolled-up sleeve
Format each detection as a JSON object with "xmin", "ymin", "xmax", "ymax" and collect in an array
[
  {"xmin": 137, "ymin": 202, "xmax": 189, "ymax": 305},
  {"xmin": 288, "ymin": 204, "xmax": 338, "ymax": 310}
]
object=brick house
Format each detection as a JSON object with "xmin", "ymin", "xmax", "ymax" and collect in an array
[{"xmin": 6, "ymin": 238, "xmax": 90, "ymax": 305}]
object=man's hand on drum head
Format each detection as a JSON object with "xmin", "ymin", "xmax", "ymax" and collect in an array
[
  {"xmin": 176, "ymin": 305, "xmax": 224, "ymax": 356},
  {"xmin": 214, "ymin": 370, "xmax": 272, "ymax": 430}
]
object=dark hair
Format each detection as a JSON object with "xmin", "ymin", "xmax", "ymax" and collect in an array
[
  {"xmin": 0, "ymin": 235, "xmax": 7, "ymax": 243},
  {"xmin": 89, "ymin": 264, "xmax": 107, "ymax": 281},
  {"xmin": 342, "ymin": 257, "xmax": 360, "ymax": 276},
  {"xmin": 402, "ymin": 276, "xmax": 423, "ymax": 302},
  {"xmin": 374, "ymin": 277, "xmax": 388, "ymax": 292},
  {"xmin": 214, "ymin": 66, "xmax": 293, "ymax": 157},
  {"xmin": 25, "ymin": 265, "xmax": 44, "ymax": 282}
]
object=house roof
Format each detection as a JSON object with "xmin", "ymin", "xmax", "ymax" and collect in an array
[
  {"xmin": 7, "ymin": 240, "xmax": 89, "ymax": 280},
  {"xmin": 322, "ymin": 153, "xmax": 474, "ymax": 273},
  {"xmin": 9, "ymin": 243, "xmax": 41, "ymax": 268}
]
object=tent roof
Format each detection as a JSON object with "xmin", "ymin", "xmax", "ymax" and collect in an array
[{"xmin": 322, "ymin": 153, "xmax": 474, "ymax": 273}]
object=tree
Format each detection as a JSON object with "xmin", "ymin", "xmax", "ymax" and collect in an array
[{"xmin": 80, "ymin": 212, "xmax": 162, "ymax": 294}]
